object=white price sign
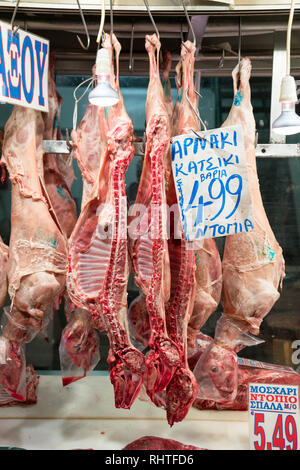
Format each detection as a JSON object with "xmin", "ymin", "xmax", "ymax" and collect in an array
[
  {"xmin": 249, "ymin": 383, "xmax": 299, "ymax": 450},
  {"xmin": 0, "ymin": 21, "xmax": 49, "ymax": 112},
  {"xmin": 171, "ymin": 125, "xmax": 254, "ymax": 241}
]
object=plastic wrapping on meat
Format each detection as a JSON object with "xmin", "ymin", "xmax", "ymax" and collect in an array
[
  {"xmin": 194, "ymin": 369, "xmax": 300, "ymax": 412},
  {"xmin": 193, "ymin": 314, "xmax": 264, "ymax": 403},
  {"xmin": 190, "ymin": 332, "xmax": 300, "ymax": 410},
  {"xmin": 0, "ymin": 335, "xmax": 26, "ymax": 402},
  {"xmin": 0, "ymin": 305, "xmax": 51, "ymax": 399},
  {"xmin": 0, "ymin": 365, "xmax": 39, "ymax": 406},
  {"xmin": 59, "ymin": 307, "xmax": 100, "ymax": 386},
  {"xmin": 2, "ymin": 305, "xmax": 53, "ymax": 345}
]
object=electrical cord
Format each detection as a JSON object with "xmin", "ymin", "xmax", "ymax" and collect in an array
[{"xmin": 286, "ymin": 0, "xmax": 295, "ymax": 76}]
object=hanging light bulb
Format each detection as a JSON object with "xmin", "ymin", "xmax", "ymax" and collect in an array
[
  {"xmin": 88, "ymin": 47, "xmax": 120, "ymax": 107},
  {"xmin": 272, "ymin": 75, "xmax": 300, "ymax": 135},
  {"xmin": 272, "ymin": 0, "xmax": 300, "ymax": 136}
]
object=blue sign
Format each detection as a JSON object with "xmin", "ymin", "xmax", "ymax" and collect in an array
[{"xmin": 0, "ymin": 21, "xmax": 49, "ymax": 111}]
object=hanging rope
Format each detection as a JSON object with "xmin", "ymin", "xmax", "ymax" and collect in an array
[{"xmin": 286, "ymin": 0, "xmax": 295, "ymax": 76}]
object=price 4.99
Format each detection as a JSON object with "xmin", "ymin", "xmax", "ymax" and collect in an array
[{"xmin": 253, "ymin": 412, "xmax": 298, "ymax": 450}]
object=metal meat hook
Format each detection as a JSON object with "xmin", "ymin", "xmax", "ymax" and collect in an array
[
  {"xmin": 11, "ymin": 0, "xmax": 21, "ymax": 36},
  {"xmin": 238, "ymin": 16, "xmax": 242, "ymax": 65},
  {"xmin": 218, "ymin": 49, "xmax": 225, "ymax": 68},
  {"xmin": 236, "ymin": 17, "xmax": 242, "ymax": 87},
  {"xmin": 146, "ymin": 36, "xmax": 155, "ymax": 47},
  {"xmin": 182, "ymin": 42, "xmax": 191, "ymax": 52},
  {"xmin": 143, "ymin": 0, "xmax": 160, "ymax": 42},
  {"xmin": 129, "ymin": 23, "xmax": 134, "ymax": 71},
  {"xmin": 181, "ymin": 0, "xmax": 196, "ymax": 52},
  {"xmin": 185, "ymin": 89, "xmax": 207, "ymax": 132},
  {"xmin": 75, "ymin": 0, "xmax": 90, "ymax": 50},
  {"xmin": 65, "ymin": 128, "xmax": 73, "ymax": 154}
]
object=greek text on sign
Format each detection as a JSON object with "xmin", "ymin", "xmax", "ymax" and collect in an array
[
  {"xmin": 0, "ymin": 21, "xmax": 49, "ymax": 112},
  {"xmin": 249, "ymin": 383, "xmax": 299, "ymax": 450},
  {"xmin": 171, "ymin": 125, "xmax": 254, "ymax": 241}
]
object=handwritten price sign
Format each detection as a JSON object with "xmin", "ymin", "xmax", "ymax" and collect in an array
[
  {"xmin": 249, "ymin": 383, "xmax": 299, "ymax": 450},
  {"xmin": 171, "ymin": 125, "xmax": 254, "ymax": 241}
]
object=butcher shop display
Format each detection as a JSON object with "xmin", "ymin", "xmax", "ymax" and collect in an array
[
  {"xmin": 0, "ymin": 3, "xmax": 299, "ymax": 451},
  {"xmin": 0, "ymin": 49, "xmax": 292, "ymax": 408}
]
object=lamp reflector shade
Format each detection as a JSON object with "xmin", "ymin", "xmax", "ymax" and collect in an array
[
  {"xmin": 272, "ymin": 102, "xmax": 300, "ymax": 136},
  {"xmin": 88, "ymin": 80, "xmax": 120, "ymax": 107}
]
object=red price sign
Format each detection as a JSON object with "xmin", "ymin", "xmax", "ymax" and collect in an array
[
  {"xmin": 253, "ymin": 412, "xmax": 298, "ymax": 450},
  {"xmin": 249, "ymin": 383, "xmax": 299, "ymax": 450}
]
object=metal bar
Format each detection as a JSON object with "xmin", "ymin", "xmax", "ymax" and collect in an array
[
  {"xmin": 43, "ymin": 141, "xmax": 300, "ymax": 158},
  {"xmin": 54, "ymin": 59, "xmax": 300, "ymax": 77},
  {"xmin": 256, "ymin": 143, "xmax": 300, "ymax": 157},
  {"xmin": 43, "ymin": 140, "xmax": 146, "ymax": 156},
  {"xmin": 0, "ymin": 19, "xmax": 240, "ymax": 36},
  {"xmin": 52, "ymin": 51, "xmax": 300, "ymax": 63},
  {"xmin": 6, "ymin": 20, "xmax": 189, "ymax": 33},
  {"xmin": 6, "ymin": 16, "xmax": 300, "ymax": 37},
  {"xmin": 270, "ymin": 31, "xmax": 287, "ymax": 144},
  {"xmin": 43, "ymin": 140, "xmax": 72, "ymax": 154},
  {"xmin": 0, "ymin": 2, "xmax": 299, "ymax": 14}
]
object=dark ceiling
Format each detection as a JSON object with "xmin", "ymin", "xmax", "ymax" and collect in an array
[{"xmin": 1, "ymin": 8, "xmax": 300, "ymax": 76}]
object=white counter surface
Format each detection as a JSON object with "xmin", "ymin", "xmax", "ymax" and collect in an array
[{"xmin": 0, "ymin": 374, "xmax": 251, "ymax": 450}]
